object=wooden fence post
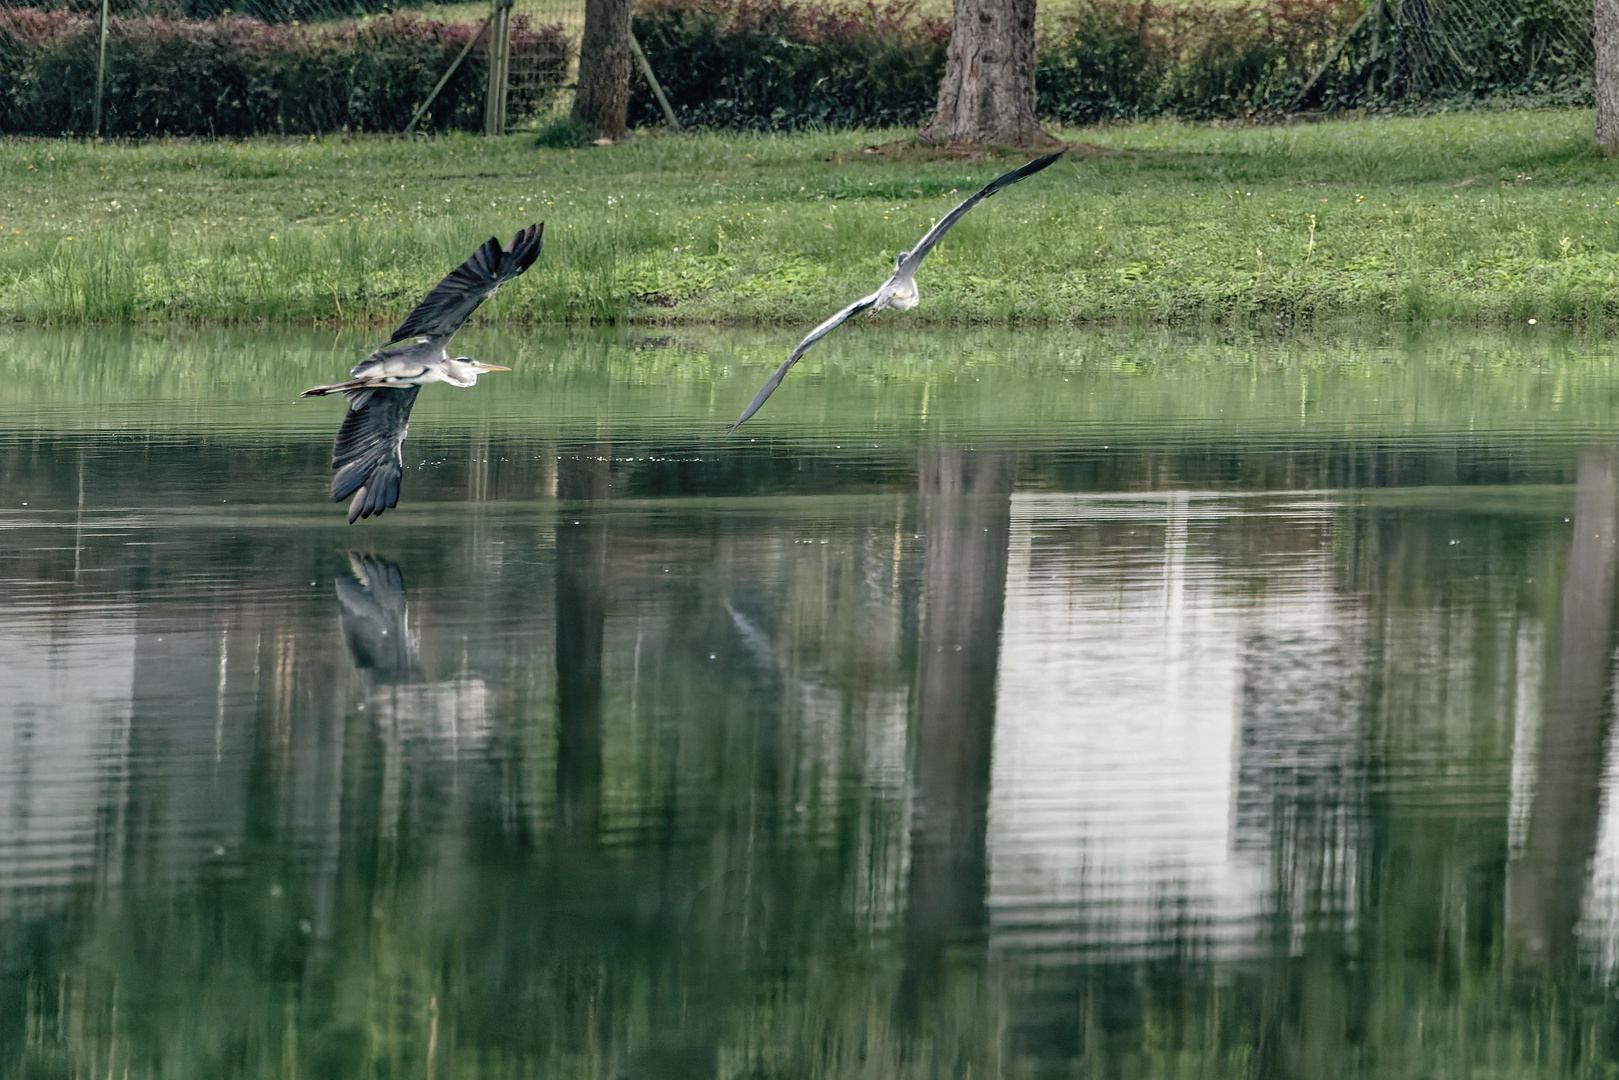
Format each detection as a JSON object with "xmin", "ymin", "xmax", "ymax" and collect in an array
[
  {"xmin": 628, "ymin": 31, "xmax": 680, "ymax": 131},
  {"xmin": 92, "ymin": 0, "xmax": 110, "ymax": 137},
  {"xmin": 485, "ymin": 0, "xmax": 514, "ymax": 136}
]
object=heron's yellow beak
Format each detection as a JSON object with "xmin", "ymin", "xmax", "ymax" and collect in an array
[{"xmin": 481, "ymin": 364, "xmax": 511, "ymax": 371}]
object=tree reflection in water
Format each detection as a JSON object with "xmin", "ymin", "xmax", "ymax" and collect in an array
[{"xmin": 898, "ymin": 451, "xmax": 1014, "ymax": 1040}]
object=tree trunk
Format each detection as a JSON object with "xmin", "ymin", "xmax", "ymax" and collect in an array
[
  {"xmin": 919, "ymin": 0, "xmax": 1048, "ymax": 146},
  {"xmin": 572, "ymin": 0, "xmax": 633, "ymax": 140},
  {"xmin": 1599, "ymin": 0, "xmax": 1619, "ymax": 153}
]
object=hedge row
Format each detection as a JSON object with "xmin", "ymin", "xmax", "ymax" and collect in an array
[
  {"xmin": 36, "ymin": 0, "xmax": 396, "ymax": 24},
  {"xmin": 631, "ymin": 0, "xmax": 1593, "ymax": 130},
  {"xmin": 0, "ymin": 8, "xmax": 568, "ymax": 136},
  {"xmin": 630, "ymin": 0, "xmax": 948, "ymax": 131},
  {"xmin": 1037, "ymin": 0, "xmax": 1358, "ymax": 123}
]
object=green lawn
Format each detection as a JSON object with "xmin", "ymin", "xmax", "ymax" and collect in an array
[{"xmin": 0, "ymin": 109, "xmax": 1615, "ymax": 329}]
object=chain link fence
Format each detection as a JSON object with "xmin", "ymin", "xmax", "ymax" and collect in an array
[
  {"xmin": 0, "ymin": 0, "xmax": 1601, "ymax": 136},
  {"xmin": 1325, "ymin": 0, "xmax": 1592, "ymax": 106},
  {"xmin": 0, "ymin": 0, "xmax": 584, "ymax": 135}
]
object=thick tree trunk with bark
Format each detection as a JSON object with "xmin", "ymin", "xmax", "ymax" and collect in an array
[
  {"xmin": 920, "ymin": 0, "xmax": 1047, "ymax": 146},
  {"xmin": 571, "ymin": 0, "xmax": 633, "ymax": 140},
  {"xmin": 1599, "ymin": 0, "xmax": 1619, "ymax": 153}
]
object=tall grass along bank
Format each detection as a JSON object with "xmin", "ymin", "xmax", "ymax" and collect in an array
[{"xmin": 2, "ymin": 110, "xmax": 1618, "ymax": 329}]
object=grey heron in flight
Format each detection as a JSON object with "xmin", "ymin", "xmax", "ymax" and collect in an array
[
  {"xmin": 729, "ymin": 149, "xmax": 1067, "ymax": 432},
  {"xmin": 303, "ymin": 223, "xmax": 544, "ymax": 522}
]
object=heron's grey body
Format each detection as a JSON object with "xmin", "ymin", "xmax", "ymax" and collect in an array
[
  {"xmin": 303, "ymin": 223, "xmax": 544, "ymax": 522},
  {"xmin": 729, "ymin": 149, "xmax": 1066, "ymax": 432}
]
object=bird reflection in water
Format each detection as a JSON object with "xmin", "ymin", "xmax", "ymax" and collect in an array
[
  {"xmin": 335, "ymin": 553, "xmax": 491, "ymax": 746},
  {"xmin": 336, "ymin": 553, "xmax": 417, "ymax": 677}
]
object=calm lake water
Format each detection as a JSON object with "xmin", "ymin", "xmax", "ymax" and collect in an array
[{"xmin": 6, "ymin": 324, "xmax": 1619, "ymax": 1078}]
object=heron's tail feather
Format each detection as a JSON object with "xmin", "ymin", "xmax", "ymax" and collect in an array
[{"xmin": 302, "ymin": 378, "xmax": 377, "ymax": 398}]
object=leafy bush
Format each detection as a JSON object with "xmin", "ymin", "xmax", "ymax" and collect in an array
[
  {"xmin": 1037, "ymin": 0, "xmax": 1360, "ymax": 123},
  {"xmin": 629, "ymin": 0, "xmax": 948, "ymax": 130},
  {"xmin": 25, "ymin": 0, "xmax": 400, "ymax": 25},
  {"xmin": 0, "ymin": 8, "xmax": 568, "ymax": 135},
  {"xmin": 1325, "ymin": 0, "xmax": 1593, "ymax": 108},
  {"xmin": 535, "ymin": 114, "xmax": 594, "ymax": 147}
]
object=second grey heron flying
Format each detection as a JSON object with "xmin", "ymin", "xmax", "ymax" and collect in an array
[
  {"xmin": 302, "ymin": 223, "xmax": 544, "ymax": 522},
  {"xmin": 729, "ymin": 149, "xmax": 1067, "ymax": 432}
]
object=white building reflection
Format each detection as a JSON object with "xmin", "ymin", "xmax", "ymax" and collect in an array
[
  {"xmin": 0, "ymin": 611, "xmax": 135, "ymax": 909},
  {"xmin": 989, "ymin": 492, "xmax": 1363, "ymax": 960}
]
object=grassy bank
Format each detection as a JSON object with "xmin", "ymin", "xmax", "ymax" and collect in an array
[{"xmin": 1, "ymin": 109, "xmax": 1616, "ymax": 329}]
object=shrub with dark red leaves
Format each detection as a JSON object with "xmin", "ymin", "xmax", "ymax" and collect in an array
[
  {"xmin": 630, "ymin": 0, "xmax": 948, "ymax": 130},
  {"xmin": 0, "ymin": 9, "xmax": 568, "ymax": 135},
  {"xmin": 27, "ymin": 0, "xmax": 402, "ymax": 26}
]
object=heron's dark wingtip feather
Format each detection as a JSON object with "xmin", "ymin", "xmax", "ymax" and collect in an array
[
  {"xmin": 730, "ymin": 359, "xmax": 800, "ymax": 431},
  {"xmin": 982, "ymin": 147, "xmax": 1068, "ymax": 196},
  {"xmin": 384, "ymin": 223, "xmax": 547, "ymax": 344},
  {"xmin": 345, "ymin": 470, "xmax": 402, "ymax": 523},
  {"xmin": 511, "ymin": 223, "xmax": 544, "ymax": 275},
  {"xmin": 331, "ymin": 385, "xmax": 418, "ymax": 521}
]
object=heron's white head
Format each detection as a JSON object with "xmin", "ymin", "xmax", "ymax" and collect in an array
[{"xmin": 443, "ymin": 357, "xmax": 512, "ymax": 387}]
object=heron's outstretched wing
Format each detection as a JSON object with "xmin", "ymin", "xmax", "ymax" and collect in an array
[
  {"xmin": 332, "ymin": 386, "xmax": 421, "ymax": 523},
  {"xmin": 386, "ymin": 223, "xmax": 544, "ymax": 345},
  {"xmin": 898, "ymin": 149, "xmax": 1066, "ymax": 274},
  {"xmin": 729, "ymin": 289, "xmax": 882, "ymax": 432}
]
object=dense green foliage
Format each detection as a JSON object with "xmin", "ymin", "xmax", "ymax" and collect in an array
[
  {"xmin": 633, "ymin": 0, "xmax": 1593, "ymax": 130},
  {"xmin": 1321, "ymin": 0, "xmax": 1594, "ymax": 109},
  {"xmin": 1035, "ymin": 0, "xmax": 1595, "ymax": 126},
  {"xmin": 629, "ymin": 0, "xmax": 948, "ymax": 131},
  {"xmin": 35, "ymin": 0, "xmax": 400, "ymax": 22},
  {"xmin": 1037, "ymin": 0, "xmax": 1359, "ymax": 123},
  {"xmin": 0, "ymin": 8, "xmax": 568, "ymax": 136},
  {"xmin": 34, "ymin": 0, "xmax": 404, "ymax": 21},
  {"xmin": 2, "ymin": 110, "xmax": 1618, "ymax": 328}
]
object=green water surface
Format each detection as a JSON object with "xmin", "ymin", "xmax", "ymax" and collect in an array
[{"xmin": 4, "ymin": 324, "xmax": 1619, "ymax": 1079}]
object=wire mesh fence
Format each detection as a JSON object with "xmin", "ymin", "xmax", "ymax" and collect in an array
[
  {"xmin": 0, "ymin": 0, "xmax": 1601, "ymax": 137},
  {"xmin": 1332, "ymin": 0, "xmax": 1592, "ymax": 105}
]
